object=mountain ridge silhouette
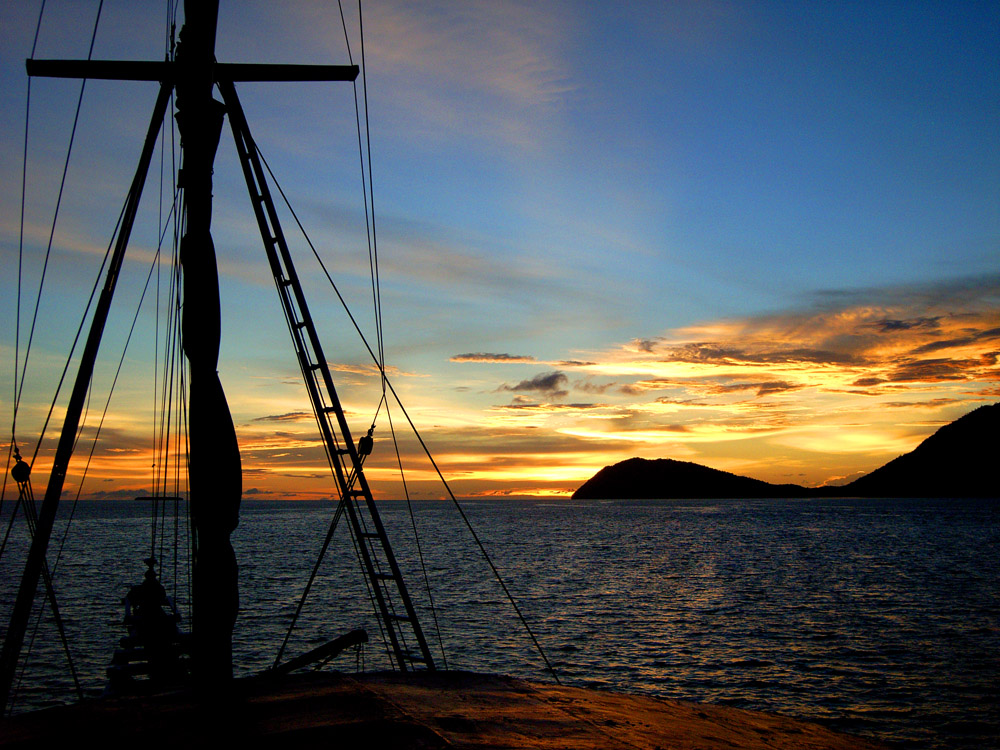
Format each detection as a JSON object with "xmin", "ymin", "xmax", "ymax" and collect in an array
[{"xmin": 572, "ymin": 402, "xmax": 998, "ymax": 499}]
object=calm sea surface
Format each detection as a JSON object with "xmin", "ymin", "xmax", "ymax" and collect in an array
[{"xmin": 1, "ymin": 497, "xmax": 997, "ymax": 749}]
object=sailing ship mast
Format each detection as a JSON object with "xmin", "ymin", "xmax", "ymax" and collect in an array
[
  {"xmin": 173, "ymin": 0, "xmax": 240, "ymax": 688},
  {"xmin": 2, "ymin": 1, "xmax": 433, "ymax": 706}
]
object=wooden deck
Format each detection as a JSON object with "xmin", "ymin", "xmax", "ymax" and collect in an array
[{"xmin": 0, "ymin": 671, "xmax": 886, "ymax": 749}]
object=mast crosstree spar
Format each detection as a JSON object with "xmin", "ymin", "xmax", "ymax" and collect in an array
[{"xmin": 1, "ymin": 0, "xmax": 432, "ymax": 706}]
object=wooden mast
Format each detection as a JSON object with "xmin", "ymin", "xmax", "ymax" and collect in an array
[{"xmin": 173, "ymin": 0, "xmax": 242, "ymax": 686}]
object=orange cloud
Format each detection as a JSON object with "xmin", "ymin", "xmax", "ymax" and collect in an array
[
  {"xmin": 485, "ymin": 279, "xmax": 1000, "ymax": 486},
  {"xmin": 12, "ymin": 278, "xmax": 997, "ymax": 500}
]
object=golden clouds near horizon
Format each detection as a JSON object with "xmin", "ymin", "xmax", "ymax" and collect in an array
[
  {"xmin": 479, "ymin": 293, "xmax": 998, "ymax": 488},
  {"xmin": 9, "ymin": 288, "xmax": 998, "ymax": 500},
  {"xmin": 230, "ymin": 295, "xmax": 997, "ymax": 495}
]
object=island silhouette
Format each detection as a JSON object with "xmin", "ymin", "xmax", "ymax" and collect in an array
[{"xmin": 573, "ymin": 402, "xmax": 998, "ymax": 499}]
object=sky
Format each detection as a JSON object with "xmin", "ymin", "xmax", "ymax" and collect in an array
[{"xmin": 0, "ymin": 1, "xmax": 997, "ymax": 501}]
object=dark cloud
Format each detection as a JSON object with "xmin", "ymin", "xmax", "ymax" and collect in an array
[
  {"xmin": 880, "ymin": 398, "xmax": 965, "ymax": 409},
  {"xmin": 666, "ymin": 343, "xmax": 858, "ymax": 367},
  {"xmin": 617, "ymin": 378, "xmax": 677, "ymax": 395},
  {"xmin": 451, "ymin": 352, "xmax": 536, "ymax": 363},
  {"xmin": 633, "ymin": 338, "xmax": 661, "ymax": 353},
  {"xmin": 653, "ymin": 397, "xmax": 711, "ymax": 406},
  {"xmin": 812, "ymin": 274, "xmax": 1000, "ymax": 310},
  {"xmin": 909, "ymin": 326, "xmax": 1000, "ymax": 356},
  {"xmin": 704, "ymin": 380, "xmax": 802, "ymax": 397},
  {"xmin": 887, "ymin": 358, "xmax": 978, "ymax": 383},
  {"xmin": 573, "ymin": 380, "xmax": 618, "ymax": 394},
  {"xmin": 757, "ymin": 381, "xmax": 802, "ymax": 396},
  {"xmin": 868, "ymin": 317, "xmax": 942, "ymax": 333},
  {"xmin": 252, "ymin": 412, "xmax": 314, "ymax": 423},
  {"xmin": 667, "ymin": 343, "xmax": 743, "ymax": 362},
  {"xmin": 501, "ymin": 371, "xmax": 569, "ymax": 399},
  {"xmin": 911, "ymin": 337, "xmax": 978, "ymax": 355},
  {"xmin": 557, "ymin": 360, "xmax": 597, "ymax": 367},
  {"xmin": 851, "ymin": 377, "xmax": 886, "ymax": 387},
  {"xmin": 755, "ymin": 348, "xmax": 859, "ymax": 365},
  {"xmin": 497, "ymin": 402, "xmax": 604, "ymax": 411}
]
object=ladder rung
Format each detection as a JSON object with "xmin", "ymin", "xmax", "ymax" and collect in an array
[
  {"xmin": 388, "ymin": 613, "xmax": 412, "ymax": 622},
  {"xmin": 294, "ymin": 320, "xmax": 308, "ymax": 329},
  {"xmin": 360, "ymin": 532, "xmax": 381, "ymax": 540},
  {"xmin": 374, "ymin": 572, "xmax": 395, "ymax": 581},
  {"xmin": 401, "ymin": 651, "xmax": 427, "ymax": 663}
]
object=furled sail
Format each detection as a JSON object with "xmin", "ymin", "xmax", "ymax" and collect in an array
[{"xmin": 174, "ymin": 3, "xmax": 242, "ymax": 685}]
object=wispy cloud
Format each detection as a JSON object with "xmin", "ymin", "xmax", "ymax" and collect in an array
[
  {"xmin": 452, "ymin": 352, "xmax": 535, "ymax": 363},
  {"xmin": 251, "ymin": 412, "xmax": 314, "ymax": 423},
  {"xmin": 360, "ymin": 1, "xmax": 577, "ymax": 150},
  {"xmin": 495, "ymin": 402, "xmax": 607, "ymax": 412},
  {"xmin": 327, "ymin": 362, "xmax": 413, "ymax": 377}
]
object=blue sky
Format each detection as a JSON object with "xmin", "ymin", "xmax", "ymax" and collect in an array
[{"xmin": 1, "ymin": 1, "xmax": 998, "ymax": 499}]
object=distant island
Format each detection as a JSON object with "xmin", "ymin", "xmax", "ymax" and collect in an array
[{"xmin": 572, "ymin": 402, "xmax": 998, "ymax": 499}]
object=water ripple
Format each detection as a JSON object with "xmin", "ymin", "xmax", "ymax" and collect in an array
[{"xmin": 1, "ymin": 497, "xmax": 997, "ymax": 749}]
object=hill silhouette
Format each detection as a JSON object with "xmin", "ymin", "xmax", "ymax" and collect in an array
[
  {"xmin": 572, "ymin": 457, "xmax": 809, "ymax": 500},
  {"xmin": 572, "ymin": 402, "xmax": 998, "ymax": 499},
  {"xmin": 842, "ymin": 402, "xmax": 997, "ymax": 497}
]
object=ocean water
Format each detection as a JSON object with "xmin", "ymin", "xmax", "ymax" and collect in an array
[{"xmin": 1, "ymin": 497, "xmax": 997, "ymax": 749}]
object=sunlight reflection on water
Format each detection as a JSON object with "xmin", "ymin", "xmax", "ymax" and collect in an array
[{"xmin": 1, "ymin": 497, "xmax": 997, "ymax": 749}]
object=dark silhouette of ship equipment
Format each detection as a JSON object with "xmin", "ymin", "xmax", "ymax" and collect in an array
[
  {"xmin": 106, "ymin": 557, "xmax": 190, "ymax": 691},
  {"xmin": 1, "ymin": 0, "xmax": 432, "ymax": 708}
]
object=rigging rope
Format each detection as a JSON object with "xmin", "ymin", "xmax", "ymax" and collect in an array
[
  {"xmin": 3, "ymin": 6, "xmax": 48, "ymax": 524},
  {"xmin": 147, "ymin": 195, "xmax": 181, "ymax": 560},
  {"xmin": 14, "ymin": 0, "xmax": 105, "ymax": 440},
  {"xmin": 19, "ymin": 109, "xmax": 178, "ymax": 714},
  {"xmin": 50, "ymin": 200, "xmax": 179, "ymax": 587},
  {"xmin": 5, "ymin": 0, "xmax": 48, "ymax": 509},
  {"xmin": 148, "ymin": 0, "xmax": 182, "ymax": 582},
  {"xmin": 27, "ymin": 205, "xmax": 124, "ymax": 470},
  {"xmin": 386, "ymin": 404, "xmax": 449, "ymax": 669},
  {"xmin": 254, "ymin": 147, "xmax": 402, "ymax": 670},
  {"xmin": 337, "ymin": 0, "xmax": 386, "ymax": 389},
  {"xmin": 256, "ymin": 152, "xmax": 560, "ymax": 683},
  {"xmin": 10, "ymin": 489, "xmax": 84, "ymax": 711},
  {"xmin": 5, "ymin": 1, "xmax": 106, "ymax": 711},
  {"xmin": 249, "ymin": 7, "xmax": 428, "ymax": 660},
  {"xmin": 359, "ymin": 3, "xmax": 387, "ymax": 393}
]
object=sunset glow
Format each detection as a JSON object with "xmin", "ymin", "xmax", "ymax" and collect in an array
[{"xmin": 1, "ymin": 2, "xmax": 997, "ymax": 501}]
